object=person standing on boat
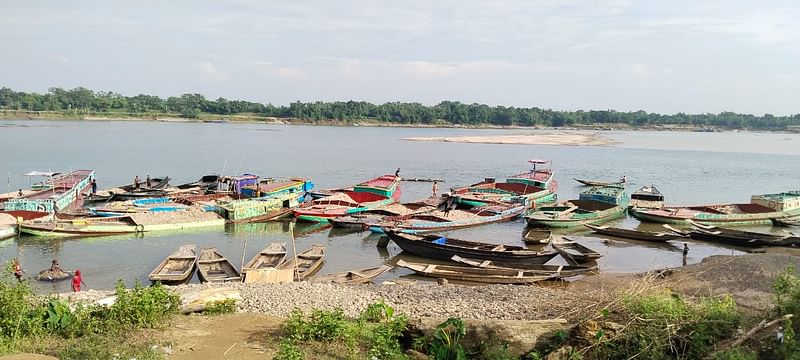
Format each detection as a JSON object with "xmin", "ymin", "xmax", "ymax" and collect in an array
[
  {"xmin": 91, "ymin": 179, "xmax": 97, "ymax": 196},
  {"xmin": 395, "ymin": 168, "xmax": 400, "ymax": 178},
  {"xmin": 71, "ymin": 269, "xmax": 86, "ymax": 292},
  {"xmin": 432, "ymin": 181, "xmax": 438, "ymax": 197},
  {"xmin": 619, "ymin": 175, "xmax": 627, "ymax": 183},
  {"xmin": 17, "ymin": 189, "xmax": 23, "ymax": 197},
  {"xmin": 146, "ymin": 175, "xmax": 151, "ymax": 188},
  {"xmin": 12, "ymin": 257, "xmax": 24, "ymax": 282},
  {"xmin": 134, "ymin": 175, "xmax": 141, "ymax": 190}
]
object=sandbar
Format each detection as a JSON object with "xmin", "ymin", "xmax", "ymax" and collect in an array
[{"xmin": 402, "ymin": 132, "xmax": 618, "ymax": 146}]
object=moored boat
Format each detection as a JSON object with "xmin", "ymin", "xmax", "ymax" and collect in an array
[
  {"xmin": 293, "ymin": 175, "xmax": 401, "ymax": 222},
  {"xmin": 629, "ymin": 190, "xmax": 800, "ymax": 226},
  {"xmin": 309, "ymin": 265, "xmax": 391, "ymax": 284},
  {"xmin": 772, "ymin": 217, "xmax": 800, "ymax": 227},
  {"xmin": 452, "ymin": 159, "xmax": 558, "ymax": 207},
  {"xmin": 0, "ymin": 225, "xmax": 15, "ymax": 240},
  {"xmin": 384, "ymin": 231, "xmax": 558, "ymax": 265},
  {"xmin": 523, "ymin": 228, "xmax": 552, "ymax": 244},
  {"xmin": 525, "ymin": 185, "xmax": 628, "ymax": 228},
  {"xmin": 149, "ymin": 244, "xmax": 197, "ymax": 285},
  {"xmin": 396, "ymin": 259, "xmax": 557, "ymax": 284},
  {"xmin": 574, "ymin": 177, "xmax": 626, "ymax": 187},
  {"xmin": 629, "ymin": 185, "xmax": 665, "ymax": 210},
  {"xmin": 2, "ymin": 170, "xmax": 95, "ymax": 218},
  {"xmin": 197, "ymin": 247, "xmax": 241, "ymax": 283},
  {"xmin": 551, "ymin": 237, "xmax": 602, "ymax": 263},
  {"xmin": 276, "ymin": 244, "xmax": 326, "ymax": 280},
  {"xmin": 329, "ymin": 197, "xmax": 444, "ymax": 229},
  {"xmin": 449, "ymin": 255, "xmax": 595, "ymax": 278},
  {"xmin": 242, "ymin": 242, "xmax": 288, "ymax": 273},
  {"xmin": 372, "ymin": 202, "xmax": 525, "ymax": 234},
  {"xmin": 584, "ymin": 224, "xmax": 680, "ymax": 242}
]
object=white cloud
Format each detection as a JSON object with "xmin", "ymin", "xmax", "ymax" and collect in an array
[
  {"xmin": 51, "ymin": 54, "xmax": 70, "ymax": 66},
  {"xmin": 196, "ymin": 62, "xmax": 231, "ymax": 82}
]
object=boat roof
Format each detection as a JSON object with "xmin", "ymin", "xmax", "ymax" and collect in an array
[
  {"xmin": 24, "ymin": 171, "xmax": 60, "ymax": 177},
  {"xmin": 632, "ymin": 185, "xmax": 662, "ymax": 196},
  {"xmin": 528, "ymin": 159, "xmax": 550, "ymax": 164},
  {"xmin": 356, "ymin": 175, "xmax": 398, "ymax": 189},
  {"xmin": 752, "ymin": 191, "xmax": 800, "ymax": 202}
]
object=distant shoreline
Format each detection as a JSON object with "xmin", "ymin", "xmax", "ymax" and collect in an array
[{"xmin": 1, "ymin": 110, "xmax": 797, "ymax": 133}]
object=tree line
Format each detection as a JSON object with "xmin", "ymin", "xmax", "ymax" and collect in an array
[{"xmin": 1, "ymin": 87, "xmax": 798, "ymax": 130}]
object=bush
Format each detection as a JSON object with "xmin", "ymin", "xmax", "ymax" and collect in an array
[
  {"xmin": 597, "ymin": 291, "xmax": 740, "ymax": 359},
  {"xmin": 107, "ymin": 280, "xmax": 179, "ymax": 330},
  {"xmin": 275, "ymin": 339, "xmax": 304, "ymax": 360},
  {"xmin": 0, "ymin": 267, "xmax": 45, "ymax": 339},
  {"xmin": 203, "ymin": 299, "xmax": 237, "ymax": 315}
]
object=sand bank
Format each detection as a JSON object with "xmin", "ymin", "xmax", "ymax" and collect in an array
[{"xmin": 402, "ymin": 131, "xmax": 618, "ymax": 146}]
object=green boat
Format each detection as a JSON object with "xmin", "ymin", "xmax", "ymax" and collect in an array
[
  {"xmin": 452, "ymin": 159, "xmax": 558, "ymax": 207},
  {"xmin": 629, "ymin": 190, "xmax": 800, "ymax": 226},
  {"xmin": 19, "ymin": 209, "xmax": 225, "ymax": 237},
  {"xmin": 525, "ymin": 185, "xmax": 628, "ymax": 228}
]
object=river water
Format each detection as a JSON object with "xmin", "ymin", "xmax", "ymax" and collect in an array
[{"xmin": 1, "ymin": 120, "xmax": 798, "ymax": 293}]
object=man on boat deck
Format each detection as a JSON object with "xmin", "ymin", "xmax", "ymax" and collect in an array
[
  {"xmin": 17, "ymin": 189, "xmax": 23, "ymax": 197},
  {"xmin": 395, "ymin": 168, "xmax": 400, "ymax": 177},
  {"xmin": 134, "ymin": 175, "xmax": 141, "ymax": 189},
  {"xmin": 146, "ymin": 175, "xmax": 151, "ymax": 188},
  {"xmin": 432, "ymin": 181, "xmax": 438, "ymax": 197},
  {"xmin": 91, "ymin": 179, "xmax": 97, "ymax": 195},
  {"xmin": 619, "ymin": 175, "xmax": 627, "ymax": 183}
]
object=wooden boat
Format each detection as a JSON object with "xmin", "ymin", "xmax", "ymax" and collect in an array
[
  {"xmin": 0, "ymin": 225, "xmax": 15, "ymax": 240},
  {"xmin": 18, "ymin": 209, "xmax": 225, "ymax": 237},
  {"xmin": 276, "ymin": 244, "xmax": 326, "ymax": 280},
  {"xmin": 525, "ymin": 186, "xmax": 628, "ymax": 228},
  {"xmin": 452, "ymin": 159, "xmax": 558, "ymax": 207},
  {"xmin": 629, "ymin": 185, "xmax": 665, "ymax": 210},
  {"xmin": 239, "ymin": 177, "xmax": 313, "ymax": 199},
  {"xmin": 772, "ymin": 217, "xmax": 800, "ymax": 227},
  {"xmin": 396, "ymin": 259, "xmax": 556, "ymax": 284},
  {"xmin": 2, "ymin": 170, "xmax": 95, "ymax": 215},
  {"xmin": 372, "ymin": 202, "xmax": 525, "ymax": 234},
  {"xmin": 149, "ymin": 244, "xmax": 197, "ymax": 285},
  {"xmin": 523, "ymin": 228, "xmax": 552, "ymax": 244},
  {"xmin": 688, "ymin": 221, "xmax": 789, "ymax": 241},
  {"xmin": 574, "ymin": 178, "xmax": 625, "ymax": 187},
  {"xmin": 629, "ymin": 191, "xmax": 800, "ymax": 226},
  {"xmin": 176, "ymin": 174, "xmax": 220, "ymax": 191},
  {"xmin": 552, "ymin": 237, "xmax": 602, "ymax": 263},
  {"xmin": 293, "ymin": 175, "xmax": 401, "ymax": 222},
  {"xmin": 110, "ymin": 177, "xmax": 171, "ymax": 200},
  {"xmin": 242, "ymin": 242, "xmax": 288, "ymax": 272},
  {"xmin": 197, "ymin": 247, "xmax": 241, "ymax": 283},
  {"xmin": 217, "ymin": 196, "xmax": 300, "ymax": 223},
  {"xmin": 684, "ymin": 228, "xmax": 786, "ymax": 248},
  {"xmin": 584, "ymin": 224, "xmax": 680, "ymax": 242},
  {"xmin": 384, "ymin": 231, "xmax": 558, "ymax": 265},
  {"xmin": 329, "ymin": 197, "xmax": 444, "ymax": 229},
  {"xmin": 450, "ymin": 255, "xmax": 594, "ymax": 278},
  {"xmin": 309, "ymin": 265, "xmax": 391, "ymax": 284}
]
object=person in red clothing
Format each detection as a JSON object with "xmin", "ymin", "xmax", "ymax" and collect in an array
[{"xmin": 71, "ymin": 269, "xmax": 86, "ymax": 292}]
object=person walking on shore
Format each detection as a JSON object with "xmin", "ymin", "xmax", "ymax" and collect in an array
[
  {"xmin": 13, "ymin": 257, "xmax": 24, "ymax": 282},
  {"xmin": 72, "ymin": 269, "xmax": 86, "ymax": 292},
  {"xmin": 431, "ymin": 181, "xmax": 438, "ymax": 197}
]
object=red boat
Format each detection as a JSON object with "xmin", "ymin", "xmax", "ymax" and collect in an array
[{"xmin": 293, "ymin": 175, "xmax": 401, "ymax": 222}]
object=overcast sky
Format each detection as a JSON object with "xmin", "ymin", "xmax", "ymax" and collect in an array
[{"xmin": 1, "ymin": 1, "xmax": 798, "ymax": 115}]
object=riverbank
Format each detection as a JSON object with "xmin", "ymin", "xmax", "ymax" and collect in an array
[{"xmin": 3, "ymin": 110, "xmax": 792, "ymax": 133}]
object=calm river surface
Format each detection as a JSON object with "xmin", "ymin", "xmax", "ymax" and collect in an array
[{"xmin": 1, "ymin": 120, "xmax": 798, "ymax": 293}]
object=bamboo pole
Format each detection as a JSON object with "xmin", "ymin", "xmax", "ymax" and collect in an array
[
  {"xmin": 290, "ymin": 221, "xmax": 299, "ymax": 280},
  {"xmin": 240, "ymin": 234, "xmax": 248, "ymax": 273}
]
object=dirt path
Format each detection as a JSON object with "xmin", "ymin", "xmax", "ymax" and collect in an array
[{"xmin": 160, "ymin": 313, "xmax": 282, "ymax": 359}]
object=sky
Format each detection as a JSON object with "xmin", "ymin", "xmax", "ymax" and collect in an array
[{"xmin": 0, "ymin": 0, "xmax": 798, "ymax": 115}]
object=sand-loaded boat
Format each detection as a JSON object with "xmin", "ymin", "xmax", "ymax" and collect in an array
[
  {"xmin": 276, "ymin": 244, "xmax": 326, "ymax": 280},
  {"xmin": 309, "ymin": 265, "xmax": 391, "ymax": 284},
  {"xmin": 197, "ymin": 247, "xmax": 241, "ymax": 283},
  {"xmin": 293, "ymin": 175, "xmax": 401, "ymax": 222},
  {"xmin": 384, "ymin": 231, "xmax": 558, "ymax": 265},
  {"xmin": 329, "ymin": 197, "xmax": 444, "ymax": 229},
  {"xmin": 371, "ymin": 202, "xmax": 525, "ymax": 234},
  {"xmin": 452, "ymin": 159, "xmax": 558, "ymax": 207},
  {"xmin": 149, "ymin": 244, "xmax": 197, "ymax": 285},
  {"xmin": 18, "ymin": 207, "xmax": 225, "ymax": 237},
  {"xmin": 630, "ymin": 190, "xmax": 800, "ymax": 226},
  {"xmin": 629, "ymin": 185, "xmax": 665, "ymax": 210},
  {"xmin": 215, "ymin": 178, "xmax": 313, "ymax": 223},
  {"xmin": 525, "ymin": 185, "xmax": 628, "ymax": 228}
]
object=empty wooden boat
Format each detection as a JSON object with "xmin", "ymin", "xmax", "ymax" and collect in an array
[
  {"xmin": 385, "ymin": 230, "xmax": 558, "ymax": 265},
  {"xmin": 688, "ymin": 221, "xmax": 789, "ymax": 241},
  {"xmin": 242, "ymin": 242, "xmax": 288, "ymax": 273},
  {"xmin": 523, "ymin": 228, "xmax": 552, "ymax": 244},
  {"xmin": 197, "ymin": 247, "xmax": 241, "ymax": 283},
  {"xmin": 450, "ymin": 255, "xmax": 594, "ymax": 278},
  {"xmin": 584, "ymin": 224, "xmax": 680, "ymax": 242},
  {"xmin": 276, "ymin": 244, "xmax": 326, "ymax": 280},
  {"xmin": 773, "ymin": 217, "xmax": 800, "ymax": 227},
  {"xmin": 574, "ymin": 178, "xmax": 625, "ymax": 187},
  {"xmin": 396, "ymin": 259, "xmax": 556, "ymax": 284},
  {"xmin": 552, "ymin": 237, "xmax": 602, "ymax": 263},
  {"xmin": 309, "ymin": 265, "xmax": 391, "ymax": 284},
  {"xmin": 149, "ymin": 244, "xmax": 197, "ymax": 285}
]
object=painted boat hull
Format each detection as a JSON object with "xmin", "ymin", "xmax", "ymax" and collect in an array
[
  {"xmin": 373, "ymin": 205, "xmax": 525, "ymax": 234},
  {"xmin": 385, "ymin": 231, "xmax": 558, "ymax": 265},
  {"xmin": 628, "ymin": 207, "xmax": 800, "ymax": 226},
  {"xmin": 525, "ymin": 206, "xmax": 626, "ymax": 228}
]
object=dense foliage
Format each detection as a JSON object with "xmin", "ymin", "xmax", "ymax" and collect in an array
[{"xmin": 1, "ymin": 87, "xmax": 798, "ymax": 129}]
